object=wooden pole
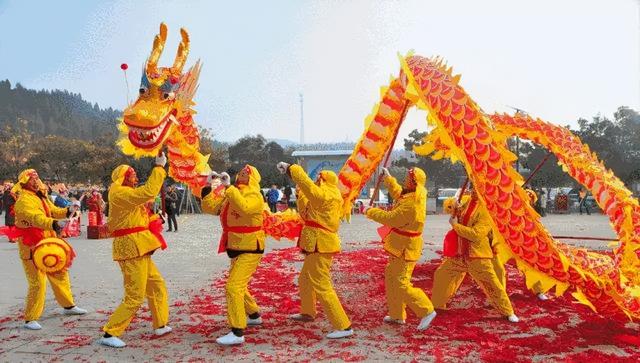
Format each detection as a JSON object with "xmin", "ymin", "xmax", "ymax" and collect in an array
[
  {"xmin": 524, "ymin": 152, "xmax": 552, "ymax": 185},
  {"xmin": 369, "ymin": 101, "xmax": 411, "ymax": 207}
]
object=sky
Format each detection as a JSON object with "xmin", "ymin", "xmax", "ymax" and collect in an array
[{"xmin": 0, "ymin": 0, "xmax": 638, "ymax": 144}]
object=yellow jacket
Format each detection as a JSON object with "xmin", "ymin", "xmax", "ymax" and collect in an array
[
  {"xmin": 108, "ymin": 166, "xmax": 166, "ymax": 261},
  {"xmin": 202, "ymin": 166, "xmax": 266, "ymax": 251},
  {"xmin": 453, "ymin": 196, "xmax": 493, "ymax": 258},
  {"xmin": 366, "ymin": 171, "xmax": 427, "ymax": 261},
  {"xmin": 289, "ymin": 164, "xmax": 342, "ymax": 253},
  {"xmin": 14, "ymin": 189, "xmax": 68, "ymax": 260}
]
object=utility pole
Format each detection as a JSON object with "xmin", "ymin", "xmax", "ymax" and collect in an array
[
  {"xmin": 507, "ymin": 105, "xmax": 528, "ymax": 174},
  {"xmin": 299, "ymin": 93, "xmax": 305, "ymax": 145}
]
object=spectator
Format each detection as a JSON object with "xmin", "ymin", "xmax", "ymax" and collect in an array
[
  {"xmin": 284, "ymin": 184, "xmax": 293, "ymax": 208},
  {"xmin": 539, "ymin": 189, "xmax": 547, "ymax": 217},
  {"xmin": 165, "ymin": 185, "xmax": 179, "ymax": 232},
  {"xmin": 3, "ymin": 183, "xmax": 17, "ymax": 240},
  {"xmin": 54, "ymin": 185, "xmax": 72, "ymax": 208},
  {"xmin": 266, "ymin": 184, "xmax": 279, "ymax": 213},
  {"xmin": 578, "ymin": 188, "xmax": 590, "ymax": 215},
  {"xmin": 0, "ymin": 184, "xmax": 4, "ymax": 216}
]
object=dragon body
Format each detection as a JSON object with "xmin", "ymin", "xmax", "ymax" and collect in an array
[{"xmin": 338, "ymin": 54, "xmax": 640, "ymax": 319}]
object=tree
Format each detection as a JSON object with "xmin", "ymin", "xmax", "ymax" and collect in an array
[
  {"xmin": 398, "ymin": 129, "xmax": 465, "ymax": 189},
  {"xmin": 227, "ymin": 135, "xmax": 294, "ymax": 187},
  {"xmin": 0, "ymin": 119, "xmax": 35, "ymax": 180}
]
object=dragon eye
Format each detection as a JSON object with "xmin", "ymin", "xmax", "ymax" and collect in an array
[
  {"xmin": 163, "ymin": 92, "xmax": 175, "ymax": 101},
  {"xmin": 139, "ymin": 87, "xmax": 148, "ymax": 95}
]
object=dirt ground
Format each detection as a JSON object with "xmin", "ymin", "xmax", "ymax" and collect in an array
[{"xmin": 0, "ymin": 212, "xmax": 637, "ymax": 362}]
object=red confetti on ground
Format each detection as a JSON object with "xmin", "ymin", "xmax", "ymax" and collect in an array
[
  {"xmin": 44, "ymin": 334, "xmax": 93, "ymax": 351},
  {"xmin": 184, "ymin": 246, "xmax": 640, "ymax": 361},
  {"xmin": 0, "ymin": 244, "xmax": 638, "ymax": 361}
]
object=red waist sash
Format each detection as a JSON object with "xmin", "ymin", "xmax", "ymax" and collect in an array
[
  {"xmin": 303, "ymin": 220, "xmax": 335, "ymax": 233},
  {"xmin": 377, "ymin": 225, "xmax": 421, "ymax": 243},
  {"xmin": 295, "ymin": 220, "xmax": 336, "ymax": 251},
  {"xmin": 7, "ymin": 227, "xmax": 44, "ymax": 247},
  {"xmin": 113, "ymin": 224, "xmax": 167, "ymax": 250},
  {"xmin": 218, "ymin": 225, "xmax": 262, "ymax": 254}
]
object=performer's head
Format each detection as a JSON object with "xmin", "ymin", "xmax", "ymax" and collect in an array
[
  {"xmin": 112, "ymin": 165, "xmax": 138, "ymax": 187},
  {"xmin": 403, "ymin": 167, "xmax": 426, "ymax": 193},
  {"xmin": 315, "ymin": 170, "xmax": 338, "ymax": 187},
  {"xmin": 17, "ymin": 169, "xmax": 40, "ymax": 193},
  {"xmin": 235, "ymin": 164, "xmax": 261, "ymax": 189}
]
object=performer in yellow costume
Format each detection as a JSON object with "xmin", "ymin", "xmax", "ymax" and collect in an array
[
  {"xmin": 365, "ymin": 167, "xmax": 437, "ymax": 330},
  {"xmin": 13, "ymin": 169, "xmax": 87, "ymax": 330},
  {"xmin": 431, "ymin": 188, "xmax": 520, "ymax": 322},
  {"xmin": 200, "ymin": 165, "xmax": 266, "ymax": 346},
  {"xmin": 99, "ymin": 153, "xmax": 171, "ymax": 348},
  {"xmin": 276, "ymin": 161, "xmax": 353, "ymax": 339}
]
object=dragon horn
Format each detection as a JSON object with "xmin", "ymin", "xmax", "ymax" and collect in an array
[
  {"xmin": 172, "ymin": 27, "xmax": 190, "ymax": 74},
  {"xmin": 146, "ymin": 22, "xmax": 168, "ymax": 75}
]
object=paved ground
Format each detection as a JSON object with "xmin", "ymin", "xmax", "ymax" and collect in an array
[{"xmin": 0, "ymin": 212, "xmax": 624, "ymax": 362}]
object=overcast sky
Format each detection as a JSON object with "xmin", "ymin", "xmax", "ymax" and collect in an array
[{"xmin": 0, "ymin": 0, "xmax": 638, "ymax": 144}]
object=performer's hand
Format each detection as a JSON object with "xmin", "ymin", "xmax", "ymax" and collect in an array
[
  {"xmin": 381, "ymin": 167, "xmax": 390, "ymax": 178},
  {"xmin": 449, "ymin": 216, "xmax": 458, "ymax": 227},
  {"xmin": 276, "ymin": 162, "xmax": 290, "ymax": 175},
  {"xmin": 52, "ymin": 220, "xmax": 62, "ymax": 235},
  {"xmin": 206, "ymin": 172, "xmax": 220, "ymax": 184},
  {"xmin": 155, "ymin": 152, "xmax": 167, "ymax": 167},
  {"xmin": 219, "ymin": 172, "xmax": 231, "ymax": 186},
  {"xmin": 210, "ymin": 177, "xmax": 222, "ymax": 190}
]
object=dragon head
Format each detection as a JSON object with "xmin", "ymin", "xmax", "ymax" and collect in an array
[{"xmin": 118, "ymin": 22, "xmax": 201, "ymax": 157}]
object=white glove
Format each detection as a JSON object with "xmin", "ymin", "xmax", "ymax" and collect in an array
[
  {"xmin": 277, "ymin": 162, "xmax": 290, "ymax": 174},
  {"xmin": 381, "ymin": 167, "xmax": 390, "ymax": 178},
  {"xmin": 206, "ymin": 172, "xmax": 220, "ymax": 184},
  {"xmin": 219, "ymin": 172, "xmax": 231, "ymax": 186},
  {"xmin": 210, "ymin": 178, "xmax": 222, "ymax": 190},
  {"xmin": 449, "ymin": 215, "xmax": 458, "ymax": 226},
  {"xmin": 155, "ymin": 152, "xmax": 167, "ymax": 167}
]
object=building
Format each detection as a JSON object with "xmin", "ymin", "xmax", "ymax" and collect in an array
[
  {"xmin": 291, "ymin": 149, "xmax": 353, "ymax": 180},
  {"xmin": 291, "ymin": 149, "xmax": 390, "ymax": 201}
]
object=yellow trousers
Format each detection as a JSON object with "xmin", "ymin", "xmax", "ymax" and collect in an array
[
  {"xmin": 21, "ymin": 258, "xmax": 75, "ymax": 321},
  {"xmin": 432, "ymin": 256, "xmax": 514, "ymax": 316},
  {"xmin": 385, "ymin": 256, "xmax": 434, "ymax": 320},
  {"xmin": 103, "ymin": 255, "xmax": 168, "ymax": 336},
  {"xmin": 299, "ymin": 253, "xmax": 351, "ymax": 330},
  {"xmin": 491, "ymin": 256, "xmax": 543, "ymax": 294},
  {"xmin": 226, "ymin": 253, "xmax": 262, "ymax": 330}
]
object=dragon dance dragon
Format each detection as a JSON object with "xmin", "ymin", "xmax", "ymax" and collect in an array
[
  {"xmin": 117, "ymin": 23, "xmax": 299, "ymax": 238},
  {"xmin": 120, "ymin": 24, "xmax": 640, "ymax": 319},
  {"xmin": 117, "ymin": 23, "xmax": 210, "ymax": 195},
  {"xmin": 338, "ymin": 53, "xmax": 640, "ymax": 320}
]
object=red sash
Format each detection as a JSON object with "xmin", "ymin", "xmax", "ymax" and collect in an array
[
  {"xmin": 113, "ymin": 224, "xmax": 167, "ymax": 250},
  {"xmin": 13, "ymin": 195, "xmax": 52, "ymax": 246},
  {"xmin": 294, "ymin": 219, "xmax": 335, "ymax": 250},
  {"xmin": 377, "ymin": 226, "xmax": 421, "ymax": 240},
  {"xmin": 217, "ymin": 203, "xmax": 262, "ymax": 253},
  {"xmin": 442, "ymin": 197, "xmax": 478, "ymax": 257},
  {"xmin": 304, "ymin": 220, "xmax": 335, "ymax": 233}
]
